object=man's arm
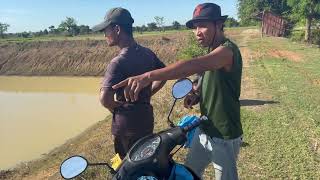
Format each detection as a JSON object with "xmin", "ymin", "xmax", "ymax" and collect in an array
[
  {"xmin": 100, "ymin": 88, "xmax": 124, "ymax": 113},
  {"xmin": 151, "ymin": 80, "xmax": 166, "ymax": 96},
  {"xmin": 146, "ymin": 46, "xmax": 233, "ymax": 81},
  {"xmin": 113, "ymin": 46, "xmax": 233, "ymax": 102}
]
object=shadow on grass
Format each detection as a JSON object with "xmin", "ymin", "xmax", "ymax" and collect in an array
[
  {"xmin": 241, "ymin": 141, "xmax": 250, "ymax": 147},
  {"xmin": 240, "ymin": 99, "xmax": 279, "ymax": 106}
]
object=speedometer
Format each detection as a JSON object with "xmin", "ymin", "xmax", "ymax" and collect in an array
[{"xmin": 130, "ymin": 136, "xmax": 161, "ymax": 162}]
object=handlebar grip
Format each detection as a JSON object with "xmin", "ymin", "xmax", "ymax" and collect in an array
[{"xmin": 182, "ymin": 116, "xmax": 208, "ymax": 132}]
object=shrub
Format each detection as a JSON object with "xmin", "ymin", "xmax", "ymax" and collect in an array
[
  {"xmin": 290, "ymin": 29, "xmax": 320, "ymax": 46},
  {"xmin": 311, "ymin": 29, "xmax": 320, "ymax": 46},
  {"xmin": 290, "ymin": 30, "xmax": 304, "ymax": 42},
  {"xmin": 177, "ymin": 32, "xmax": 207, "ymax": 60}
]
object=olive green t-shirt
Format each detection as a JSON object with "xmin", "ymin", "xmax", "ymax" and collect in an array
[{"xmin": 199, "ymin": 38, "xmax": 243, "ymax": 139}]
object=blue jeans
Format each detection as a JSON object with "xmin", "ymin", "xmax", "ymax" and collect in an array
[{"xmin": 184, "ymin": 128, "xmax": 242, "ymax": 180}]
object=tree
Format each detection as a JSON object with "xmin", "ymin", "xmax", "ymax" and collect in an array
[
  {"xmin": 237, "ymin": 0, "xmax": 291, "ymax": 26},
  {"xmin": 0, "ymin": 22, "xmax": 10, "ymax": 38},
  {"xmin": 59, "ymin": 17, "xmax": 78, "ymax": 36},
  {"xmin": 172, "ymin": 21, "xmax": 181, "ymax": 30},
  {"xmin": 147, "ymin": 22, "xmax": 158, "ymax": 31},
  {"xmin": 48, "ymin": 25, "xmax": 58, "ymax": 34},
  {"xmin": 33, "ymin": 30, "xmax": 43, "ymax": 37},
  {"xmin": 154, "ymin": 16, "xmax": 165, "ymax": 31},
  {"xmin": 224, "ymin": 17, "xmax": 240, "ymax": 27},
  {"xmin": 237, "ymin": 0, "xmax": 261, "ymax": 26},
  {"xmin": 72, "ymin": 26, "xmax": 80, "ymax": 36},
  {"xmin": 141, "ymin": 25, "xmax": 147, "ymax": 32},
  {"xmin": 19, "ymin": 31, "xmax": 31, "ymax": 38},
  {"xmin": 287, "ymin": 0, "xmax": 320, "ymax": 42},
  {"xmin": 43, "ymin": 29, "xmax": 48, "ymax": 35},
  {"xmin": 134, "ymin": 26, "xmax": 143, "ymax": 34},
  {"xmin": 78, "ymin": 25, "xmax": 90, "ymax": 35}
]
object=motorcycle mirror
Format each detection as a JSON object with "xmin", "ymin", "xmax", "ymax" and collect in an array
[
  {"xmin": 167, "ymin": 78, "xmax": 193, "ymax": 127},
  {"xmin": 172, "ymin": 78, "xmax": 193, "ymax": 99},
  {"xmin": 60, "ymin": 155, "xmax": 88, "ymax": 179}
]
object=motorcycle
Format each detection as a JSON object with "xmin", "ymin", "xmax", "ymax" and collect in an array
[{"xmin": 60, "ymin": 78, "xmax": 207, "ymax": 180}]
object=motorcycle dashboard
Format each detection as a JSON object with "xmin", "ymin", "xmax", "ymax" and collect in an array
[{"xmin": 130, "ymin": 136, "xmax": 161, "ymax": 162}]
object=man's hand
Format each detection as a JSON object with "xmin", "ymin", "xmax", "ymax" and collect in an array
[
  {"xmin": 184, "ymin": 93, "xmax": 200, "ymax": 109},
  {"xmin": 112, "ymin": 73, "xmax": 151, "ymax": 102},
  {"xmin": 100, "ymin": 89, "xmax": 125, "ymax": 113}
]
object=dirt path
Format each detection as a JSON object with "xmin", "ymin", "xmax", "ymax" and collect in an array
[{"xmin": 238, "ymin": 29, "xmax": 275, "ymax": 111}]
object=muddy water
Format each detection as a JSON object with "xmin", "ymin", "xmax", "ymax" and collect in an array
[{"xmin": 0, "ymin": 76, "xmax": 109, "ymax": 170}]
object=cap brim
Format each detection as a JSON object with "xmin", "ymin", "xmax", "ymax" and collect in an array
[
  {"xmin": 186, "ymin": 15, "xmax": 228, "ymax": 29},
  {"xmin": 92, "ymin": 21, "xmax": 111, "ymax": 32}
]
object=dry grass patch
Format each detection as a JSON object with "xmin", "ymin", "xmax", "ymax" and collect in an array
[
  {"xmin": 268, "ymin": 49, "xmax": 303, "ymax": 62},
  {"xmin": 312, "ymin": 79, "xmax": 320, "ymax": 86},
  {"xmin": 310, "ymin": 138, "xmax": 320, "ymax": 155}
]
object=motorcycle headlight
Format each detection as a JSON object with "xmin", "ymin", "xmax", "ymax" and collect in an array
[{"xmin": 130, "ymin": 136, "xmax": 161, "ymax": 162}]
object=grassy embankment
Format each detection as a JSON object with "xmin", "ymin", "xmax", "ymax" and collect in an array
[
  {"xmin": 0, "ymin": 31, "xmax": 189, "ymax": 76},
  {"xmin": 1, "ymin": 27, "xmax": 320, "ymax": 179}
]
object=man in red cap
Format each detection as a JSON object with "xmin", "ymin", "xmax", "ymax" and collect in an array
[{"xmin": 112, "ymin": 3, "xmax": 243, "ymax": 179}]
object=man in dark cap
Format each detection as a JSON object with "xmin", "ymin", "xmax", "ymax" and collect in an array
[
  {"xmin": 93, "ymin": 7, "xmax": 166, "ymax": 159},
  {"xmin": 112, "ymin": 3, "xmax": 243, "ymax": 179}
]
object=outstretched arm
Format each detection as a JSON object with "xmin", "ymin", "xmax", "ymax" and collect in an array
[
  {"xmin": 146, "ymin": 46, "xmax": 233, "ymax": 81},
  {"xmin": 113, "ymin": 46, "xmax": 233, "ymax": 102}
]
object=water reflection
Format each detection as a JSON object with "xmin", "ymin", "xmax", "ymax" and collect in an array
[{"xmin": 0, "ymin": 76, "xmax": 108, "ymax": 170}]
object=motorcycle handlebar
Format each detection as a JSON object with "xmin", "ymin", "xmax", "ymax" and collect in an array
[{"xmin": 182, "ymin": 116, "xmax": 208, "ymax": 132}]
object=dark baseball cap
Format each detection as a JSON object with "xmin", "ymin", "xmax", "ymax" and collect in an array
[
  {"xmin": 186, "ymin": 3, "xmax": 228, "ymax": 29},
  {"xmin": 92, "ymin": 7, "xmax": 134, "ymax": 32}
]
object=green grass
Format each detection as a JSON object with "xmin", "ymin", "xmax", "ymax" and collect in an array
[
  {"xmin": 225, "ymin": 26, "xmax": 260, "ymax": 30},
  {"xmin": 237, "ymin": 35, "xmax": 320, "ymax": 179}
]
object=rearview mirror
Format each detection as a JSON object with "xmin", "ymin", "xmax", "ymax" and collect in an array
[
  {"xmin": 60, "ymin": 156, "xmax": 88, "ymax": 179},
  {"xmin": 172, "ymin": 78, "xmax": 193, "ymax": 99}
]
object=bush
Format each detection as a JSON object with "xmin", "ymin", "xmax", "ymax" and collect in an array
[
  {"xmin": 290, "ymin": 30, "xmax": 304, "ymax": 42},
  {"xmin": 177, "ymin": 33, "xmax": 207, "ymax": 60},
  {"xmin": 225, "ymin": 18, "xmax": 240, "ymax": 28},
  {"xmin": 290, "ymin": 29, "xmax": 320, "ymax": 46},
  {"xmin": 311, "ymin": 29, "xmax": 320, "ymax": 46}
]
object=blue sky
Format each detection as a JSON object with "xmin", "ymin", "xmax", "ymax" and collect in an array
[{"xmin": 1, "ymin": 0, "xmax": 239, "ymax": 33}]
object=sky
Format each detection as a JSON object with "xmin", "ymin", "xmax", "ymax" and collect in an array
[{"xmin": 1, "ymin": 0, "xmax": 239, "ymax": 33}]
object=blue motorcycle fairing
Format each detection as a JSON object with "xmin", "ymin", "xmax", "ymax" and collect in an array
[{"xmin": 177, "ymin": 115, "xmax": 199, "ymax": 148}]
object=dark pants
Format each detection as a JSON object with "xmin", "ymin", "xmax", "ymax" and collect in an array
[{"xmin": 113, "ymin": 134, "xmax": 147, "ymax": 159}]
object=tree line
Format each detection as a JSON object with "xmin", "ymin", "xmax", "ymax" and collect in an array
[{"xmin": 0, "ymin": 16, "xmax": 240, "ymax": 39}]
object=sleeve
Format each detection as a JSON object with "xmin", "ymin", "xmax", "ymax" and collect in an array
[
  {"xmin": 153, "ymin": 53, "xmax": 166, "ymax": 69},
  {"xmin": 101, "ymin": 60, "xmax": 124, "ymax": 90}
]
